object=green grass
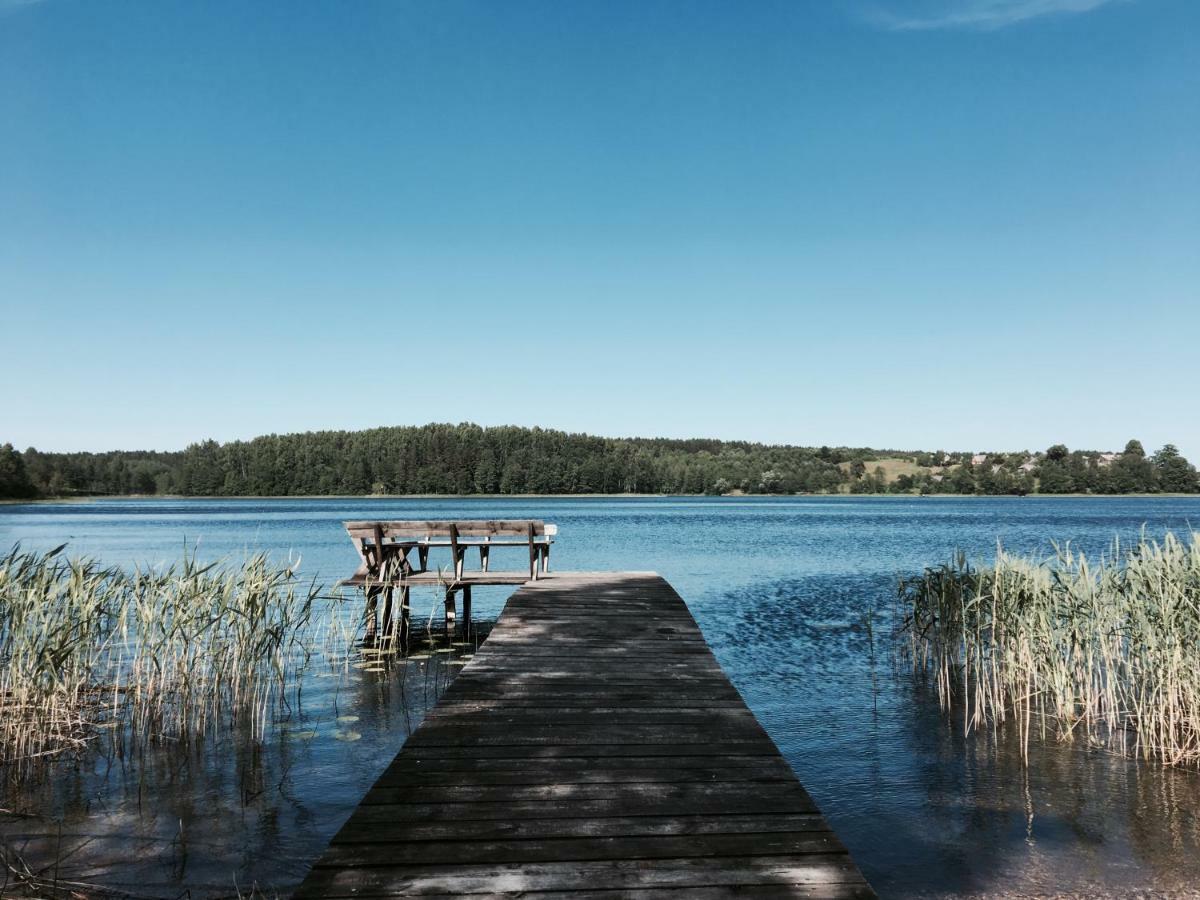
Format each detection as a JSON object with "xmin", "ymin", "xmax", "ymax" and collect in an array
[{"xmin": 838, "ymin": 457, "xmax": 927, "ymax": 480}]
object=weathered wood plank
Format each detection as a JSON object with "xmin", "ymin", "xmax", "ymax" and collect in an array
[
  {"xmin": 295, "ymin": 573, "xmax": 874, "ymax": 898},
  {"xmin": 372, "ymin": 762, "xmax": 798, "ymax": 788},
  {"xmin": 340, "ymin": 571, "xmax": 540, "ymax": 588},
  {"xmin": 420, "ymin": 708, "xmax": 760, "ymax": 724},
  {"xmin": 357, "ymin": 780, "xmax": 816, "ymax": 806},
  {"xmin": 319, "ymin": 888, "xmax": 876, "ymax": 900},
  {"xmin": 295, "ymin": 855, "xmax": 868, "ymax": 897},
  {"xmin": 332, "ymin": 812, "xmax": 833, "ymax": 843},
  {"xmin": 318, "ymin": 831, "xmax": 849, "ymax": 866},
  {"xmin": 368, "ymin": 742, "xmax": 783, "ymax": 761},
  {"xmin": 381, "ymin": 753, "xmax": 791, "ymax": 774},
  {"xmin": 346, "ymin": 519, "xmax": 554, "ymax": 538},
  {"xmin": 344, "ymin": 794, "xmax": 819, "ymax": 823}
]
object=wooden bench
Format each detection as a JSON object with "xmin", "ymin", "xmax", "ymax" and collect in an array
[{"xmin": 341, "ymin": 520, "xmax": 557, "ymax": 645}]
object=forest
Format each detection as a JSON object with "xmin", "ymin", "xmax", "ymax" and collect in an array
[{"xmin": 1, "ymin": 425, "xmax": 1196, "ymax": 499}]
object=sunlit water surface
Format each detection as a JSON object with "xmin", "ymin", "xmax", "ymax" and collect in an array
[{"xmin": 3, "ymin": 496, "xmax": 1200, "ymax": 897}]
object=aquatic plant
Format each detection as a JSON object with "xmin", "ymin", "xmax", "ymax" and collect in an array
[
  {"xmin": 898, "ymin": 531, "xmax": 1200, "ymax": 767},
  {"xmin": 0, "ymin": 544, "xmax": 321, "ymax": 778}
]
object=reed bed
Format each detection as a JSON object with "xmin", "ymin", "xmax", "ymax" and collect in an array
[
  {"xmin": 897, "ymin": 531, "xmax": 1200, "ymax": 767},
  {"xmin": 0, "ymin": 544, "xmax": 321, "ymax": 779}
]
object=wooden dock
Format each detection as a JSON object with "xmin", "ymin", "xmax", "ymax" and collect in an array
[{"xmin": 295, "ymin": 572, "xmax": 874, "ymax": 898}]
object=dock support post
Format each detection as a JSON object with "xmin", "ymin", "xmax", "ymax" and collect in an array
[
  {"xmin": 364, "ymin": 585, "xmax": 381, "ymax": 644},
  {"xmin": 461, "ymin": 584, "xmax": 472, "ymax": 636},
  {"xmin": 444, "ymin": 587, "xmax": 457, "ymax": 631},
  {"xmin": 380, "ymin": 585, "xmax": 394, "ymax": 644},
  {"xmin": 399, "ymin": 585, "xmax": 411, "ymax": 648}
]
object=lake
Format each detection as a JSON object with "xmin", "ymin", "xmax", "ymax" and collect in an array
[{"xmin": 3, "ymin": 495, "xmax": 1200, "ymax": 898}]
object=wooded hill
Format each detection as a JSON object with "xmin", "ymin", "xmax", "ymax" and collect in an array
[{"xmin": 1, "ymin": 426, "xmax": 1196, "ymax": 499}]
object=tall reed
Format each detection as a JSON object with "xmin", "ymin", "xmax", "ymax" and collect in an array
[
  {"xmin": 897, "ymin": 531, "xmax": 1200, "ymax": 767},
  {"xmin": 0, "ymin": 544, "xmax": 320, "ymax": 779}
]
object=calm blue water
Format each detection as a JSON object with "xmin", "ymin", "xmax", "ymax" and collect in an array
[{"xmin": 3, "ymin": 496, "xmax": 1200, "ymax": 897}]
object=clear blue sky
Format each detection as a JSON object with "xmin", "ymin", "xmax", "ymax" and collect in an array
[{"xmin": 2, "ymin": 0, "xmax": 1197, "ymax": 457}]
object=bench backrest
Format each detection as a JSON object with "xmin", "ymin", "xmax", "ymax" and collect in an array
[{"xmin": 345, "ymin": 520, "xmax": 555, "ymax": 542}]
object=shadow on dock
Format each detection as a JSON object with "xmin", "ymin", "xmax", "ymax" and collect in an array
[{"xmin": 295, "ymin": 572, "xmax": 876, "ymax": 898}]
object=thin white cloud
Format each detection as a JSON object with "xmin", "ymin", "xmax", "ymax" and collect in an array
[{"xmin": 863, "ymin": 0, "xmax": 1130, "ymax": 30}]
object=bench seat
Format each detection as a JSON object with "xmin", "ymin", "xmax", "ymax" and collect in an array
[
  {"xmin": 339, "ymin": 570, "xmax": 546, "ymax": 589},
  {"xmin": 404, "ymin": 538, "xmax": 550, "ymax": 548}
]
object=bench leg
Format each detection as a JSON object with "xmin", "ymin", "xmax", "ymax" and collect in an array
[
  {"xmin": 418, "ymin": 546, "xmax": 429, "ymax": 572},
  {"xmin": 541, "ymin": 544, "xmax": 550, "ymax": 573},
  {"xmin": 461, "ymin": 584, "xmax": 472, "ymax": 636},
  {"xmin": 479, "ymin": 545, "xmax": 490, "ymax": 572}
]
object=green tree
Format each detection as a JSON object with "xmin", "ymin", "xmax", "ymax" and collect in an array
[
  {"xmin": 1153, "ymin": 445, "xmax": 1199, "ymax": 493},
  {"xmin": 759, "ymin": 470, "xmax": 784, "ymax": 493},
  {"xmin": 1037, "ymin": 460, "xmax": 1075, "ymax": 493},
  {"xmin": 0, "ymin": 444, "xmax": 36, "ymax": 499},
  {"xmin": 1113, "ymin": 446, "xmax": 1156, "ymax": 492},
  {"xmin": 1045, "ymin": 444, "xmax": 1070, "ymax": 462},
  {"xmin": 950, "ymin": 465, "xmax": 977, "ymax": 494}
]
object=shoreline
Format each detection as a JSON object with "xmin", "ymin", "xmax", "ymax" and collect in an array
[{"xmin": 5, "ymin": 492, "xmax": 1200, "ymax": 506}]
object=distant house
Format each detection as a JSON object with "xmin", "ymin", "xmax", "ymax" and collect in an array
[
  {"xmin": 971, "ymin": 454, "xmax": 988, "ymax": 466},
  {"xmin": 931, "ymin": 474, "xmax": 944, "ymax": 483},
  {"xmin": 1019, "ymin": 458, "xmax": 1038, "ymax": 474},
  {"xmin": 1096, "ymin": 452, "xmax": 1119, "ymax": 468}
]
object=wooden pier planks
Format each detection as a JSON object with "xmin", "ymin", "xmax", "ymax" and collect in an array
[{"xmin": 294, "ymin": 573, "xmax": 874, "ymax": 898}]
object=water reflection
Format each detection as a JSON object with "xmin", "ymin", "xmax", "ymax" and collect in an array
[
  {"xmin": 0, "ymin": 607, "xmax": 491, "ymax": 898},
  {"xmin": 702, "ymin": 573, "xmax": 1200, "ymax": 897}
]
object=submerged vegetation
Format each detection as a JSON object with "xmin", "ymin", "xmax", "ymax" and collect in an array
[
  {"xmin": 0, "ymin": 544, "xmax": 321, "ymax": 779},
  {"xmin": 899, "ymin": 531, "xmax": 1200, "ymax": 767},
  {"xmin": 2, "ymin": 426, "xmax": 1196, "ymax": 499}
]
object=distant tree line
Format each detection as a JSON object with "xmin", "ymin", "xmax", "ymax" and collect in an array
[
  {"xmin": 844, "ymin": 440, "xmax": 1198, "ymax": 496},
  {"xmin": 1, "ymin": 427, "xmax": 1197, "ymax": 500}
]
